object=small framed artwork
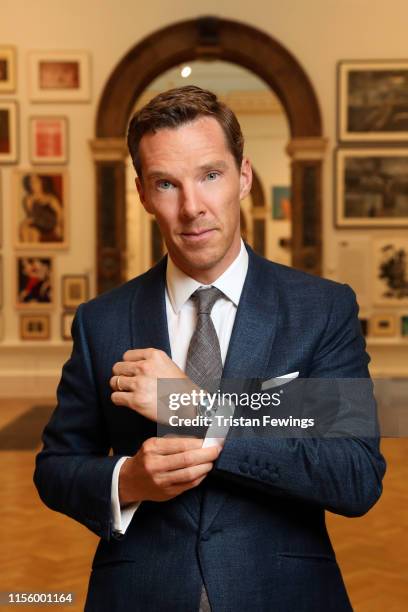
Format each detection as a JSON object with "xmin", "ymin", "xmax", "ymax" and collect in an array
[
  {"xmin": 0, "ymin": 101, "xmax": 18, "ymax": 163},
  {"xmin": 336, "ymin": 148, "xmax": 408, "ymax": 227},
  {"xmin": 401, "ymin": 315, "xmax": 408, "ymax": 337},
  {"xmin": 373, "ymin": 239, "xmax": 408, "ymax": 306},
  {"xmin": 338, "ymin": 60, "xmax": 408, "ymax": 142},
  {"xmin": 0, "ymin": 46, "xmax": 16, "ymax": 92},
  {"xmin": 29, "ymin": 116, "xmax": 68, "ymax": 164},
  {"xmin": 61, "ymin": 275, "xmax": 89, "ymax": 309},
  {"xmin": 28, "ymin": 51, "xmax": 91, "ymax": 102},
  {"xmin": 14, "ymin": 169, "xmax": 68, "ymax": 248},
  {"xmin": 20, "ymin": 314, "xmax": 50, "ymax": 340},
  {"xmin": 272, "ymin": 186, "xmax": 291, "ymax": 220},
  {"xmin": 61, "ymin": 311, "xmax": 75, "ymax": 340},
  {"xmin": 370, "ymin": 313, "xmax": 397, "ymax": 337},
  {"xmin": 16, "ymin": 256, "xmax": 54, "ymax": 309}
]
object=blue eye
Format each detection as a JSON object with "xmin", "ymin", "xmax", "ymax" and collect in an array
[
  {"xmin": 157, "ymin": 180, "xmax": 173, "ymax": 190},
  {"xmin": 206, "ymin": 172, "xmax": 219, "ymax": 181}
]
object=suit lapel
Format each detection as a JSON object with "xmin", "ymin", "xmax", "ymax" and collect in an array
[
  {"xmin": 129, "ymin": 256, "xmax": 171, "ymax": 357},
  {"xmin": 200, "ymin": 246, "xmax": 280, "ymax": 533}
]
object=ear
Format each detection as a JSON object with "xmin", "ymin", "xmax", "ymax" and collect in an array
[
  {"xmin": 239, "ymin": 157, "xmax": 252, "ymax": 201},
  {"xmin": 136, "ymin": 177, "xmax": 153, "ymax": 214}
]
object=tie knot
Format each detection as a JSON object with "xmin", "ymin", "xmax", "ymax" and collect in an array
[{"xmin": 192, "ymin": 287, "xmax": 223, "ymax": 314}]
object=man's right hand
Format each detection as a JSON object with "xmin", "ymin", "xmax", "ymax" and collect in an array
[{"xmin": 118, "ymin": 436, "xmax": 221, "ymax": 506}]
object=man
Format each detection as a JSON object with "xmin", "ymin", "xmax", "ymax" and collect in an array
[{"xmin": 34, "ymin": 86, "xmax": 386, "ymax": 611}]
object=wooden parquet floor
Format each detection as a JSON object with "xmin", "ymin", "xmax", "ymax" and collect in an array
[{"xmin": 0, "ymin": 400, "xmax": 406, "ymax": 611}]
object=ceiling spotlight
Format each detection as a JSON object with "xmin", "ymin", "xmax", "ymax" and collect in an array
[{"xmin": 181, "ymin": 66, "xmax": 192, "ymax": 78}]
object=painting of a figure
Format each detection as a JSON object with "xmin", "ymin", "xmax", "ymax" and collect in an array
[
  {"xmin": 17, "ymin": 257, "xmax": 54, "ymax": 308},
  {"xmin": 15, "ymin": 170, "xmax": 67, "ymax": 248}
]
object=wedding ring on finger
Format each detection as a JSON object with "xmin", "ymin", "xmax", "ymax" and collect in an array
[{"xmin": 116, "ymin": 375, "xmax": 124, "ymax": 392}]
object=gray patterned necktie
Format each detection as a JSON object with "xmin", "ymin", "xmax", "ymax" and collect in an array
[
  {"xmin": 185, "ymin": 287, "xmax": 223, "ymax": 394},
  {"xmin": 185, "ymin": 287, "xmax": 223, "ymax": 612}
]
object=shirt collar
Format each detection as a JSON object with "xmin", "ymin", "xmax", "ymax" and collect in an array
[{"xmin": 166, "ymin": 239, "xmax": 249, "ymax": 314}]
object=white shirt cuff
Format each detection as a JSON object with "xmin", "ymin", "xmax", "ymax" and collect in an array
[{"xmin": 111, "ymin": 456, "xmax": 141, "ymax": 535}]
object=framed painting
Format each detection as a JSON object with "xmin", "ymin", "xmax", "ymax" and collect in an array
[
  {"xmin": 28, "ymin": 51, "xmax": 91, "ymax": 102},
  {"xmin": 29, "ymin": 116, "xmax": 68, "ymax": 164},
  {"xmin": 373, "ymin": 238, "xmax": 408, "ymax": 306},
  {"xmin": 61, "ymin": 311, "xmax": 75, "ymax": 340},
  {"xmin": 272, "ymin": 186, "xmax": 291, "ymax": 220},
  {"xmin": 370, "ymin": 313, "xmax": 397, "ymax": 337},
  {"xmin": 20, "ymin": 314, "xmax": 50, "ymax": 340},
  {"xmin": 0, "ymin": 46, "xmax": 16, "ymax": 93},
  {"xmin": 338, "ymin": 60, "xmax": 408, "ymax": 142},
  {"xmin": 0, "ymin": 101, "xmax": 18, "ymax": 163},
  {"xmin": 16, "ymin": 256, "xmax": 54, "ymax": 309},
  {"xmin": 61, "ymin": 274, "xmax": 89, "ymax": 309},
  {"xmin": 335, "ymin": 148, "xmax": 408, "ymax": 227},
  {"xmin": 14, "ymin": 168, "xmax": 68, "ymax": 249}
]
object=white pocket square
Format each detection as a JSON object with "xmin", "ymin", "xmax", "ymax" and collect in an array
[{"xmin": 261, "ymin": 371, "xmax": 299, "ymax": 391}]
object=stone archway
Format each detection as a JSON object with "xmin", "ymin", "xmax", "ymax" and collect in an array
[{"xmin": 91, "ymin": 16, "xmax": 326, "ymax": 293}]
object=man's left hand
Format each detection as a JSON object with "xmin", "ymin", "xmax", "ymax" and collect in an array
[{"xmin": 110, "ymin": 348, "xmax": 188, "ymax": 422}]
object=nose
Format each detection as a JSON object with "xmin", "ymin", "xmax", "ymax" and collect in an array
[{"xmin": 179, "ymin": 182, "xmax": 206, "ymax": 220}]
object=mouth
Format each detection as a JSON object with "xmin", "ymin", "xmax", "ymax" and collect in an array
[{"xmin": 179, "ymin": 228, "xmax": 216, "ymax": 242}]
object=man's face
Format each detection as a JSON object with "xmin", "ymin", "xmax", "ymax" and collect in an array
[{"xmin": 136, "ymin": 116, "xmax": 252, "ymax": 282}]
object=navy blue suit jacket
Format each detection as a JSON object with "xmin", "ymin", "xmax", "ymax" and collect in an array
[{"xmin": 34, "ymin": 246, "xmax": 385, "ymax": 611}]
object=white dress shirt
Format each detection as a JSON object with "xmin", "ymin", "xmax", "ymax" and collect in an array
[{"xmin": 111, "ymin": 239, "xmax": 249, "ymax": 535}]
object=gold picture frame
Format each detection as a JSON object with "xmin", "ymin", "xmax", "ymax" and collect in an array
[{"xmin": 20, "ymin": 314, "xmax": 51, "ymax": 340}]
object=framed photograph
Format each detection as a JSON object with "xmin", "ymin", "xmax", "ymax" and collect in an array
[
  {"xmin": 0, "ymin": 46, "xmax": 16, "ymax": 92},
  {"xmin": 272, "ymin": 186, "xmax": 291, "ymax": 220},
  {"xmin": 20, "ymin": 314, "xmax": 50, "ymax": 340},
  {"xmin": 61, "ymin": 275, "xmax": 89, "ymax": 309},
  {"xmin": 338, "ymin": 60, "xmax": 408, "ymax": 142},
  {"xmin": 28, "ymin": 51, "xmax": 90, "ymax": 102},
  {"xmin": 16, "ymin": 256, "xmax": 54, "ymax": 309},
  {"xmin": 61, "ymin": 311, "xmax": 75, "ymax": 340},
  {"xmin": 29, "ymin": 116, "xmax": 68, "ymax": 164},
  {"xmin": 401, "ymin": 315, "xmax": 408, "ymax": 337},
  {"xmin": 373, "ymin": 239, "xmax": 408, "ymax": 306},
  {"xmin": 370, "ymin": 313, "xmax": 397, "ymax": 337},
  {"xmin": 0, "ymin": 101, "xmax": 18, "ymax": 163},
  {"xmin": 14, "ymin": 169, "xmax": 68, "ymax": 248},
  {"xmin": 336, "ymin": 148, "xmax": 408, "ymax": 227}
]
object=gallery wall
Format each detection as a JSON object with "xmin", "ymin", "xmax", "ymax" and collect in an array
[{"xmin": 0, "ymin": 0, "xmax": 407, "ymax": 396}]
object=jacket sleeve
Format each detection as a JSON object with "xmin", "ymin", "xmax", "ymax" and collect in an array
[
  {"xmin": 213, "ymin": 284, "xmax": 386, "ymax": 517},
  {"xmin": 33, "ymin": 303, "xmax": 123, "ymax": 541}
]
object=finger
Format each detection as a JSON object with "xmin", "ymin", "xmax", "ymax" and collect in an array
[
  {"xmin": 156, "ymin": 446, "xmax": 221, "ymax": 472},
  {"xmin": 112, "ymin": 362, "xmax": 143, "ymax": 376},
  {"xmin": 111, "ymin": 391, "xmax": 134, "ymax": 408},
  {"xmin": 164, "ymin": 462, "xmax": 214, "ymax": 486},
  {"xmin": 109, "ymin": 375, "xmax": 136, "ymax": 392},
  {"xmin": 123, "ymin": 348, "xmax": 155, "ymax": 361}
]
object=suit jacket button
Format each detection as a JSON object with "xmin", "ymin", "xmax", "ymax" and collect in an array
[{"xmin": 239, "ymin": 462, "xmax": 249, "ymax": 473}]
